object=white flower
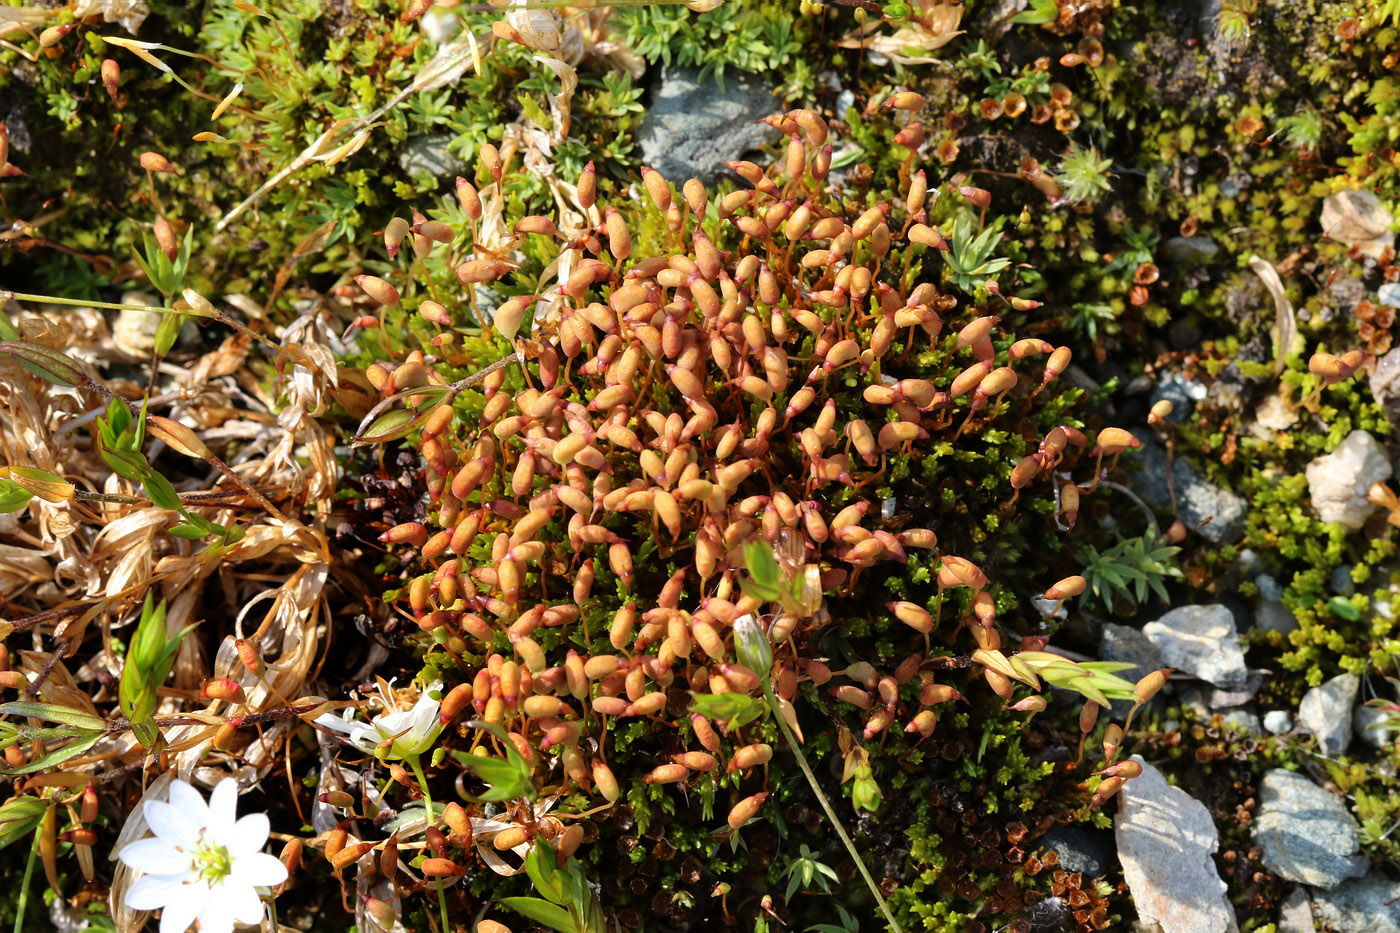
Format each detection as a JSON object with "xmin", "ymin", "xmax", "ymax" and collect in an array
[
  {"xmin": 118, "ymin": 778, "xmax": 287, "ymax": 933},
  {"xmin": 314, "ymin": 679, "xmax": 443, "ymax": 761}
]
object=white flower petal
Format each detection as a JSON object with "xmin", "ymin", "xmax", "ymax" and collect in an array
[
  {"xmin": 118, "ymin": 838, "xmax": 193, "ymax": 875},
  {"xmin": 144, "ymin": 800, "xmax": 200, "ymax": 848},
  {"xmin": 205, "ymin": 779, "xmax": 239, "ymax": 841},
  {"xmin": 313, "ymin": 711, "xmax": 357, "ymax": 734},
  {"xmin": 190, "ymin": 898, "xmax": 233, "ymax": 933},
  {"xmin": 230, "ymin": 852, "xmax": 288, "ymax": 888},
  {"xmin": 231, "ymin": 846, "xmax": 288, "ymax": 885},
  {"xmin": 165, "ymin": 781, "xmax": 210, "ymax": 830},
  {"xmin": 124, "ymin": 873, "xmax": 194, "ymax": 911},
  {"xmin": 156, "ymin": 882, "xmax": 207, "ymax": 933},
  {"xmin": 374, "ymin": 710, "xmax": 413, "ymax": 736},
  {"xmin": 215, "ymin": 877, "xmax": 266, "ymax": 925},
  {"xmin": 228, "ymin": 813, "xmax": 270, "ymax": 856}
]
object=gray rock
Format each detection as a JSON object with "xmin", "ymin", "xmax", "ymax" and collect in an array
[
  {"xmin": 1132, "ymin": 437, "xmax": 1248, "ymax": 545},
  {"xmin": 1100, "ymin": 623, "xmax": 1164, "ymax": 678},
  {"xmin": 1164, "ymin": 236, "xmax": 1220, "ymax": 266},
  {"xmin": 1276, "ymin": 887, "xmax": 1314, "ymax": 933},
  {"xmin": 1143, "ymin": 605, "xmax": 1248, "ymax": 688},
  {"xmin": 1178, "ymin": 674, "xmax": 1264, "ymax": 716},
  {"xmin": 1218, "ymin": 708, "xmax": 1262, "ymax": 734},
  {"xmin": 1254, "ymin": 769, "xmax": 1366, "ymax": 888},
  {"xmin": 1040, "ymin": 824, "xmax": 1113, "ymax": 877},
  {"xmin": 1299, "ymin": 673, "xmax": 1360, "ymax": 756},
  {"xmin": 637, "ymin": 65, "xmax": 781, "ymax": 185},
  {"xmin": 1321, "ymin": 189, "xmax": 1396, "ymax": 260},
  {"xmin": 1151, "ymin": 372, "xmax": 1207, "ymax": 423},
  {"xmin": 1324, "ymin": 276, "xmax": 1367, "ymax": 318},
  {"xmin": 1354, "ymin": 703, "xmax": 1393, "ymax": 749},
  {"xmin": 1331, "ymin": 565, "xmax": 1357, "ymax": 596},
  {"xmin": 1305, "ymin": 431, "xmax": 1392, "ymax": 531},
  {"xmin": 1264, "ymin": 710, "xmax": 1293, "ymax": 735},
  {"xmin": 1372, "ymin": 349, "xmax": 1400, "ymax": 424},
  {"xmin": 1178, "ymin": 684, "xmax": 1261, "ymax": 733},
  {"xmin": 1379, "ymin": 282, "xmax": 1400, "ymax": 307},
  {"xmin": 1312, "ymin": 874, "xmax": 1400, "ymax": 932},
  {"xmin": 1115, "ymin": 757, "xmax": 1236, "ymax": 933},
  {"xmin": 398, "ymin": 135, "xmax": 467, "ymax": 180},
  {"xmin": 1255, "ymin": 599, "xmax": 1299, "ymax": 636}
]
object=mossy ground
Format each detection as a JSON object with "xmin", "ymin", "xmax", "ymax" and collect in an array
[{"xmin": 3, "ymin": 1, "xmax": 1400, "ymax": 931}]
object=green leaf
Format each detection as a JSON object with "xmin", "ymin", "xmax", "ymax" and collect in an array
[
  {"xmin": 353, "ymin": 408, "xmax": 423, "ymax": 446},
  {"xmin": 452, "ymin": 720, "xmax": 535, "ymax": 801},
  {"xmin": 1, "ymin": 731, "xmax": 101, "ymax": 775},
  {"xmin": 526, "ymin": 839, "xmax": 567, "ymax": 905},
  {"xmin": 0, "ymin": 702, "xmax": 107, "ymax": 731},
  {"xmin": 0, "ymin": 797, "xmax": 47, "ymax": 850},
  {"xmin": 0, "ymin": 479, "xmax": 34, "ymax": 513},
  {"xmin": 142, "ymin": 471, "xmax": 183, "ymax": 512},
  {"xmin": 1330, "ymin": 597, "xmax": 1361, "ymax": 621},
  {"xmin": 498, "ymin": 897, "xmax": 575, "ymax": 933},
  {"xmin": 154, "ymin": 312, "xmax": 185, "ymax": 356},
  {"xmin": 689, "ymin": 691, "xmax": 765, "ymax": 731},
  {"xmin": 743, "ymin": 541, "xmax": 780, "ymax": 591},
  {"xmin": 733, "ymin": 613, "xmax": 773, "ymax": 681}
]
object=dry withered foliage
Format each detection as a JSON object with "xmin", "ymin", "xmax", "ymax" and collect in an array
[{"xmin": 0, "ymin": 294, "xmax": 349, "ymax": 929}]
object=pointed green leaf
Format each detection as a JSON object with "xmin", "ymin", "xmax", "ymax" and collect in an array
[
  {"xmin": 0, "ymin": 702, "xmax": 107, "ymax": 731},
  {"xmin": 1, "ymin": 731, "xmax": 101, "ymax": 774},
  {"xmin": 498, "ymin": 897, "xmax": 575, "ymax": 933}
]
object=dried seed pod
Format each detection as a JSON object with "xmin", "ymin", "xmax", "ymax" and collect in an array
[
  {"xmin": 641, "ymin": 166, "xmax": 672, "ymax": 211},
  {"xmin": 884, "ymin": 90, "xmax": 926, "ymax": 111},
  {"xmin": 577, "ymin": 161, "xmax": 596, "ymax": 210},
  {"xmin": 101, "ymin": 59, "xmax": 121, "ymax": 101},
  {"xmin": 727, "ymin": 791, "xmax": 768, "ymax": 830},
  {"xmin": 139, "ymin": 151, "xmax": 178, "ymax": 174},
  {"xmin": 889, "ymin": 601, "xmax": 933, "ymax": 634},
  {"xmin": 728, "ymin": 743, "xmax": 773, "ymax": 772},
  {"xmin": 644, "ymin": 764, "xmax": 690, "ymax": 784}
]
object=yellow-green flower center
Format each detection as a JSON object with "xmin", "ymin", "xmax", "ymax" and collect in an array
[{"xmin": 193, "ymin": 836, "xmax": 233, "ymax": 885}]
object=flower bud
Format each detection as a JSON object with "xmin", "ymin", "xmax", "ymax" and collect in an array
[
  {"xmin": 0, "ymin": 341, "xmax": 89, "ymax": 387},
  {"xmin": 147, "ymin": 416, "xmax": 211, "ymax": 459},
  {"xmin": 7, "ymin": 466, "xmax": 75, "ymax": 503}
]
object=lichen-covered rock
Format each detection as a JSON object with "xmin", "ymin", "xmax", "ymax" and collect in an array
[
  {"xmin": 1311, "ymin": 874, "xmax": 1400, "ymax": 933},
  {"xmin": 1305, "ymin": 430, "xmax": 1392, "ymax": 530},
  {"xmin": 1099, "ymin": 622, "xmax": 1164, "ymax": 679},
  {"xmin": 1143, "ymin": 605, "xmax": 1248, "ymax": 688},
  {"xmin": 398, "ymin": 135, "xmax": 468, "ymax": 180},
  {"xmin": 1372, "ymin": 349, "xmax": 1400, "ymax": 425},
  {"xmin": 1321, "ymin": 189, "xmax": 1396, "ymax": 260},
  {"xmin": 1298, "ymin": 673, "xmax": 1359, "ymax": 755},
  {"xmin": 1276, "ymin": 888, "xmax": 1314, "ymax": 933},
  {"xmin": 636, "ymin": 65, "xmax": 781, "ymax": 185},
  {"xmin": 1115, "ymin": 757, "xmax": 1236, "ymax": 933},
  {"xmin": 1040, "ymin": 824, "xmax": 1113, "ymax": 878},
  {"xmin": 1255, "ymin": 769, "xmax": 1366, "ymax": 889}
]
